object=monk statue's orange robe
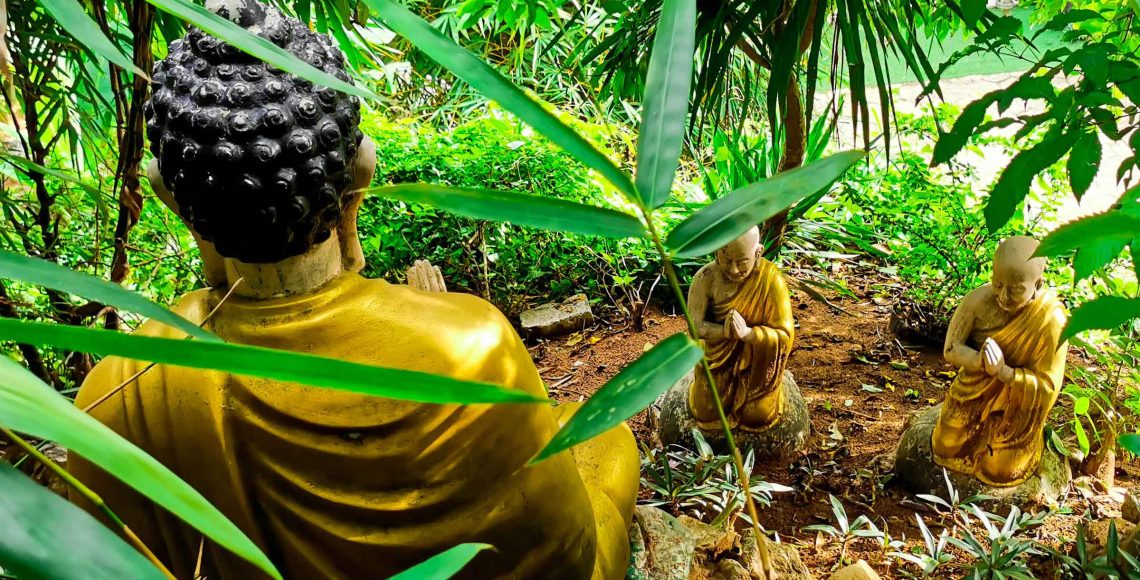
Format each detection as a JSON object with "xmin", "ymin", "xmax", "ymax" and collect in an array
[
  {"xmin": 69, "ymin": 272, "xmax": 638, "ymax": 579},
  {"xmin": 689, "ymin": 259, "xmax": 795, "ymax": 431},
  {"xmin": 933, "ymin": 291, "xmax": 1068, "ymax": 486}
]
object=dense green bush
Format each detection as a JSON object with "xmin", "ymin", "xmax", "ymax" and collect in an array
[{"xmin": 358, "ymin": 108, "xmax": 659, "ymax": 316}]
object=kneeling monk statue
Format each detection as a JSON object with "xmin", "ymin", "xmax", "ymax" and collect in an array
[
  {"xmin": 68, "ymin": 3, "xmax": 638, "ymax": 578},
  {"xmin": 657, "ymin": 226, "xmax": 809, "ymax": 458},
  {"xmin": 932, "ymin": 236, "xmax": 1069, "ymax": 486}
]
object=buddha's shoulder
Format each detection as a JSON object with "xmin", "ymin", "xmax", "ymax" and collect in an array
[{"xmin": 343, "ymin": 276, "xmax": 519, "ymax": 344}]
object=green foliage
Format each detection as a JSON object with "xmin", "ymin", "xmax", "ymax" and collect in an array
[
  {"xmin": 356, "ymin": 114, "xmax": 657, "ymax": 314},
  {"xmin": 387, "ymin": 544, "xmax": 490, "ymax": 580},
  {"xmin": 0, "ymin": 462, "xmax": 166, "ymax": 580},
  {"xmin": 0, "ymin": 356, "xmax": 281, "ymax": 578}
]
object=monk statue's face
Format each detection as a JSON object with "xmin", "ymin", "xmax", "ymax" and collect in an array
[
  {"xmin": 715, "ymin": 227, "xmax": 762, "ymax": 283},
  {"xmin": 992, "ymin": 236, "xmax": 1046, "ymax": 314}
]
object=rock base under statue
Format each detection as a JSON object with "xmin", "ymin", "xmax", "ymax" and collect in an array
[
  {"xmin": 657, "ymin": 370, "xmax": 810, "ymax": 460},
  {"xmin": 894, "ymin": 404, "xmax": 1072, "ymax": 506}
]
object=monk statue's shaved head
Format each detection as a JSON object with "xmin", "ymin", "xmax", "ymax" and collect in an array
[
  {"xmin": 994, "ymin": 236, "xmax": 1046, "ymax": 281},
  {"xmin": 715, "ymin": 226, "xmax": 762, "ymax": 283}
]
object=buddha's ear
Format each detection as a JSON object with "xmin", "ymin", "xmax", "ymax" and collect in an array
[
  {"xmin": 338, "ymin": 136, "xmax": 376, "ymax": 273},
  {"xmin": 146, "ymin": 159, "xmax": 227, "ymax": 287}
]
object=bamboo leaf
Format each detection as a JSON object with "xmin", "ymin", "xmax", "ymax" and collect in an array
[
  {"xmin": 635, "ymin": 0, "xmax": 695, "ymax": 209},
  {"xmin": 0, "ymin": 357, "xmax": 281, "ymax": 579},
  {"xmin": 388, "ymin": 544, "xmax": 491, "ymax": 580},
  {"xmin": 532, "ymin": 333, "xmax": 703, "ymax": 462},
  {"xmin": 37, "ymin": 0, "xmax": 150, "ymax": 79},
  {"xmin": 666, "ymin": 151, "xmax": 865, "ymax": 258},
  {"xmin": 368, "ymin": 184, "xmax": 646, "ymax": 239},
  {"xmin": 143, "ymin": 0, "xmax": 374, "ymax": 100},
  {"xmin": 362, "ymin": 0, "xmax": 636, "ymax": 201},
  {"xmin": 0, "ymin": 462, "xmax": 167, "ymax": 580},
  {"xmin": 0, "ymin": 319, "xmax": 543, "ymax": 404},
  {"xmin": 1063, "ymin": 296, "xmax": 1140, "ymax": 341},
  {"xmin": 0, "ymin": 250, "xmax": 220, "ymax": 342}
]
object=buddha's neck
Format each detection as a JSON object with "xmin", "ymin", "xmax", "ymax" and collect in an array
[{"xmin": 223, "ymin": 232, "xmax": 344, "ymax": 299}]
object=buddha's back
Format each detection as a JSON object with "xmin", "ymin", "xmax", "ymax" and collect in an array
[{"xmin": 71, "ymin": 273, "xmax": 600, "ymax": 579}]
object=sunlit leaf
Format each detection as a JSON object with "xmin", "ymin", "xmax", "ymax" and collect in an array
[
  {"xmin": 0, "ymin": 250, "xmax": 219, "ymax": 342},
  {"xmin": 1074, "ymin": 397, "xmax": 1090, "ymax": 415},
  {"xmin": 143, "ymin": 0, "xmax": 373, "ymax": 100},
  {"xmin": 1074, "ymin": 419, "xmax": 1089, "ymax": 455},
  {"xmin": 362, "ymin": 0, "xmax": 636, "ymax": 200},
  {"xmin": 37, "ymin": 0, "xmax": 150, "ymax": 79},
  {"xmin": 1068, "ymin": 130, "xmax": 1102, "ymax": 200},
  {"xmin": 387, "ymin": 544, "xmax": 491, "ymax": 580},
  {"xmin": 666, "ymin": 151, "xmax": 865, "ymax": 258},
  {"xmin": 0, "ymin": 462, "xmax": 166, "ymax": 580},
  {"xmin": 368, "ymin": 184, "xmax": 646, "ymax": 239},
  {"xmin": 532, "ymin": 333, "xmax": 702, "ymax": 462},
  {"xmin": 1063, "ymin": 296, "xmax": 1140, "ymax": 341},
  {"xmin": 1036, "ymin": 211, "xmax": 1140, "ymax": 258},
  {"xmin": 0, "ymin": 319, "xmax": 544, "ymax": 405},
  {"xmin": 985, "ymin": 126, "xmax": 1075, "ymax": 232},
  {"xmin": 635, "ymin": 0, "xmax": 695, "ymax": 209},
  {"xmin": 0, "ymin": 357, "xmax": 281, "ymax": 579}
]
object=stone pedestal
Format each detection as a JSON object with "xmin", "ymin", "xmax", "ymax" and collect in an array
[
  {"xmin": 658, "ymin": 370, "xmax": 810, "ymax": 460},
  {"xmin": 894, "ymin": 404, "xmax": 1071, "ymax": 506}
]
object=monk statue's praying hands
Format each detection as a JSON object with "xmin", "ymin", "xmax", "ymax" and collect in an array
[{"xmin": 933, "ymin": 236, "xmax": 1069, "ymax": 487}]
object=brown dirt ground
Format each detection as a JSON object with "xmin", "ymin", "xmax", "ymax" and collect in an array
[{"xmin": 532, "ymin": 267, "xmax": 1140, "ymax": 578}]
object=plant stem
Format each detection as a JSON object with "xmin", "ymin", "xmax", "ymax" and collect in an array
[
  {"xmin": 642, "ymin": 216, "xmax": 776, "ymax": 579},
  {"xmin": 2, "ymin": 429, "xmax": 175, "ymax": 580}
]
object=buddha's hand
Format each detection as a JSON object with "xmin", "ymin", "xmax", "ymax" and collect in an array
[
  {"xmin": 407, "ymin": 259, "xmax": 447, "ymax": 293},
  {"xmin": 982, "ymin": 338, "xmax": 1007, "ymax": 378},
  {"xmin": 726, "ymin": 310, "xmax": 755, "ymax": 342}
]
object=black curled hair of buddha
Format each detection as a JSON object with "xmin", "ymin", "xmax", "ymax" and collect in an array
[{"xmin": 144, "ymin": 1, "xmax": 363, "ymax": 263}]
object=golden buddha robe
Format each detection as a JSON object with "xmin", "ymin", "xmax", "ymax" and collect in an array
[
  {"xmin": 689, "ymin": 259, "xmax": 795, "ymax": 431},
  {"xmin": 69, "ymin": 272, "xmax": 638, "ymax": 579},
  {"xmin": 932, "ymin": 291, "xmax": 1068, "ymax": 487}
]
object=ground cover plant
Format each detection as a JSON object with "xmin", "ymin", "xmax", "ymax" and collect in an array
[{"xmin": 1, "ymin": 0, "xmax": 1140, "ymax": 578}]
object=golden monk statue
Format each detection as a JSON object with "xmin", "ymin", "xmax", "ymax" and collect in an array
[
  {"xmin": 932, "ymin": 236, "xmax": 1069, "ymax": 486},
  {"xmin": 68, "ymin": 4, "xmax": 638, "ymax": 578},
  {"xmin": 658, "ymin": 226, "xmax": 808, "ymax": 458},
  {"xmin": 687, "ymin": 226, "xmax": 795, "ymax": 431}
]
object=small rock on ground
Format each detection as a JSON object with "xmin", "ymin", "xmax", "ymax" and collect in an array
[
  {"xmin": 1123, "ymin": 489, "xmax": 1140, "ymax": 524},
  {"xmin": 828, "ymin": 560, "xmax": 881, "ymax": 580},
  {"xmin": 519, "ymin": 293, "xmax": 594, "ymax": 337}
]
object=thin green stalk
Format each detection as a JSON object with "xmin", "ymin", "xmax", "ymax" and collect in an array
[
  {"xmin": 2, "ymin": 428, "xmax": 176, "ymax": 580},
  {"xmin": 642, "ymin": 215, "xmax": 776, "ymax": 580}
]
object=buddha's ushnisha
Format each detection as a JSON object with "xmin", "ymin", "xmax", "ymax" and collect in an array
[{"xmin": 69, "ymin": 2, "xmax": 638, "ymax": 578}]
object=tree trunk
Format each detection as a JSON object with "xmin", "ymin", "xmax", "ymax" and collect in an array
[{"xmin": 759, "ymin": 72, "xmax": 806, "ymax": 255}]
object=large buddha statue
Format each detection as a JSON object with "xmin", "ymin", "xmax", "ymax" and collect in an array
[
  {"xmin": 895, "ymin": 236, "xmax": 1070, "ymax": 502},
  {"xmin": 658, "ymin": 227, "xmax": 810, "ymax": 458},
  {"xmin": 67, "ymin": 4, "xmax": 638, "ymax": 578}
]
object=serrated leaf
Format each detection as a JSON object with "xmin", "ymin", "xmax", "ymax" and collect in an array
[
  {"xmin": 1037, "ymin": 211, "xmax": 1140, "ymax": 258},
  {"xmin": 1068, "ymin": 130, "xmax": 1102, "ymax": 200},
  {"xmin": 1073, "ymin": 238, "xmax": 1129, "ymax": 282},
  {"xmin": 1063, "ymin": 296, "xmax": 1140, "ymax": 341},
  {"xmin": 666, "ymin": 151, "xmax": 865, "ymax": 258},
  {"xmin": 388, "ymin": 544, "xmax": 490, "ymax": 580},
  {"xmin": 0, "ymin": 357, "xmax": 281, "ymax": 579},
  {"xmin": 363, "ymin": 0, "xmax": 635, "ymax": 200},
  {"xmin": 635, "ymin": 0, "xmax": 695, "ymax": 209},
  {"xmin": 143, "ymin": 0, "xmax": 373, "ymax": 100},
  {"xmin": 38, "ymin": 0, "xmax": 150, "ymax": 79},
  {"xmin": 532, "ymin": 333, "xmax": 702, "ymax": 462},
  {"xmin": 0, "ymin": 319, "xmax": 544, "ymax": 405},
  {"xmin": 368, "ymin": 184, "xmax": 646, "ymax": 239},
  {"xmin": 961, "ymin": 0, "xmax": 988, "ymax": 28},
  {"xmin": 0, "ymin": 462, "xmax": 166, "ymax": 580},
  {"xmin": 0, "ymin": 250, "xmax": 219, "ymax": 342},
  {"xmin": 985, "ymin": 127, "xmax": 1076, "ymax": 232}
]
